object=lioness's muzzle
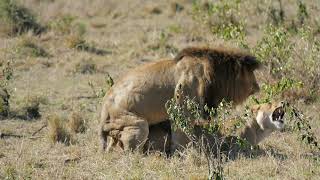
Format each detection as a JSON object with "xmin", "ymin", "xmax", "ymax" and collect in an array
[{"xmin": 272, "ymin": 106, "xmax": 285, "ymax": 122}]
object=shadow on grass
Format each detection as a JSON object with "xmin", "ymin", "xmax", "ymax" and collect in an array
[
  {"xmin": 0, "ymin": 109, "xmax": 41, "ymax": 121},
  {"xmin": 75, "ymin": 43, "xmax": 111, "ymax": 56}
]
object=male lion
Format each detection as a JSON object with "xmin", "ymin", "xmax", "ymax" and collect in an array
[{"xmin": 100, "ymin": 47, "xmax": 261, "ymax": 152}]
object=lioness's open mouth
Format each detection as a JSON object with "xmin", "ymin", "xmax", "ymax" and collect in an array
[{"xmin": 272, "ymin": 107, "xmax": 285, "ymax": 123}]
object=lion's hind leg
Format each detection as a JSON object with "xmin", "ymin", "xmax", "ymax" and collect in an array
[
  {"xmin": 100, "ymin": 123, "xmax": 119, "ymax": 152},
  {"xmin": 101, "ymin": 114, "xmax": 149, "ymax": 152},
  {"xmin": 119, "ymin": 118, "xmax": 149, "ymax": 152}
]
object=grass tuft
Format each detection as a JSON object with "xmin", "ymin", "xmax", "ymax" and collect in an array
[
  {"xmin": 47, "ymin": 115, "xmax": 73, "ymax": 145},
  {"xmin": 67, "ymin": 111, "xmax": 86, "ymax": 134},
  {"xmin": 65, "ymin": 34, "xmax": 110, "ymax": 56},
  {"xmin": 74, "ymin": 58, "xmax": 96, "ymax": 74}
]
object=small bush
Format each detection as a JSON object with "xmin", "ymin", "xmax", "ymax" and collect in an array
[
  {"xmin": 16, "ymin": 37, "xmax": 50, "ymax": 57},
  {"xmin": 254, "ymin": 25, "xmax": 293, "ymax": 77},
  {"xmin": 297, "ymin": 0, "xmax": 308, "ymax": 26},
  {"xmin": 17, "ymin": 96, "xmax": 44, "ymax": 120},
  {"xmin": 0, "ymin": 61, "xmax": 13, "ymax": 119},
  {"xmin": 267, "ymin": 0, "xmax": 285, "ymax": 26},
  {"xmin": 192, "ymin": 0, "xmax": 247, "ymax": 47},
  {"xmin": 166, "ymin": 97, "xmax": 232, "ymax": 179},
  {"xmin": 48, "ymin": 15, "xmax": 76, "ymax": 35},
  {"xmin": 67, "ymin": 112, "xmax": 86, "ymax": 134},
  {"xmin": 74, "ymin": 59, "xmax": 96, "ymax": 74},
  {"xmin": 65, "ymin": 34, "xmax": 109, "ymax": 56},
  {"xmin": 0, "ymin": 88, "xmax": 10, "ymax": 118},
  {"xmin": 3, "ymin": 164, "xmax": 17, "ymax": 179},
  {"xmin": 0, "ymin": 0, "xmax": 44, "ymax": 36},
  {"xmin": 0, "ymin": 60, "xmax": 13, "ymax": 88},
  {"xmin": 252, "ymin": 78, "xmax": 303, "ymax": 104},
  {"xmin": 47, "ymin": 115, "xmax": 73, "ymax": 145},
  {"xmin": 88, "ymin": 73, "xmax": 114, "ymax": 98},
  {"xmin": 170, "ymin": 2, "xmax": 184, "ymax": 14}
]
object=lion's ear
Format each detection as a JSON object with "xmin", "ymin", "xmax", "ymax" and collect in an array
[{"xmin": 242, "ymin": 55, "xmax": 262, "ymax": 71}]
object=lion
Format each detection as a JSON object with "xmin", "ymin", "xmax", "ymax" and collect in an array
[{"xmin": 99, "ymin": 47, "xmax": 261, "ymax": 152}]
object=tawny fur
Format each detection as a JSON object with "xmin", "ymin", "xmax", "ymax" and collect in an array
[
  {"xmin": 149, "ymin": 102, "xmax": 285, "ymax": 154},
  {"xmin": 99, "ymin": 47, "xmax": 261, "ymax": 152},
  {"xmin": 223, "ymin": 101, "xmax": 285, "ymax": 146}
]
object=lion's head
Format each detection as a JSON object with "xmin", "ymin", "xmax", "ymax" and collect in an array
[{"xmin": 174, "ymin": 47, "xmax": 261, "ymax": 108}]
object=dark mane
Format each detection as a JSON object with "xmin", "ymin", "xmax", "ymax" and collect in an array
[{"xmin": 174, "ymin": 47, "xmax": 261, "ymax": 71}]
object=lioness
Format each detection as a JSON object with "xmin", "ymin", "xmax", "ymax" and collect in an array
[
  {"xmin": 100, "ymin": 47, "xmax": 261, "ymax": 152},
  {"xmin": 146, "ymin": 101, "xmax": 286, "ymax": 154},
  {"xmin": 224, "ymin": 101, "xmax": 285, "ymax": 146}
]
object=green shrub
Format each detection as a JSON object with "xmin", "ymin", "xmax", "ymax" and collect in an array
[
  {"xmin": 192, "ymin": 0, "xmax": 247, "ymax": 47},
  {"xmin": 0, "ymin": 61, "xmax": 13, "ymax": 119},
  {"xmin": 0, "ymin": 0, "xmax": 44, "ymax": 36},
  {"xmin": 21, "ymin": 96, "xmax": 41, "ymax": 120},
  {"xmin": 166, "ymin": 97, "xmax": 236, "ymax": 179},
  {"xmin": 267, "ymin": 0, "xmax": 285, "ymax": 26},
  {"xmin": 0, "ymin": 88, "xmax": 10, "ymax": 118},
  {"xmin": 88, "ymin": 73, "xmax": 114, "ymax": 98},
  {"xmin": 48, "ymin": 15, "xmax": 76, "ymax": 35},
  {"xmin": 254, "ymin": 25, "xmax": 293, "ymax": 77},
  {"xmin": 252, "ymin": 78, "xmax": 303, "ymax": 104},
  {"xmin": 297, "ymin": 0, "xmax": 308, "ymax": 25}
]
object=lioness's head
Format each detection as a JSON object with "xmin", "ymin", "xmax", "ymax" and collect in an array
[{"xmin": 254, "ymin": 101, "xmax": 286, "ymax": 131}]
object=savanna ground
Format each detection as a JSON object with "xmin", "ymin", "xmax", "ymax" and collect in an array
[{"xmin": 0, "ymin": 0, "xmax": 319, "ymax": 179}]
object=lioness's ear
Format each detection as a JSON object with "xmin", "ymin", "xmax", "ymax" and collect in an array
[
  {"xmin": 251, "ymin": 104, "xmax": 261, "ymax": 114},
  {"xmin": 242, "ymin": 55, "xmax": 262, "ymax": 71}
]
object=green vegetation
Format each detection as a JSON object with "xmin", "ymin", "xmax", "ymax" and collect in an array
[
  {"xmin": 0, "ymin": 0, "xmax": 319, "ymax": 179},
  {"xmin": 0, "ymin": 0, "xmax": 44, "ymax": 36},
  {"xmin": 16, "ymin": 37, "xmax": 50, "ymax": 57}
]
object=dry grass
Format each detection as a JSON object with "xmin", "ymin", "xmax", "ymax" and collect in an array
[
  {"xmin": 16, "ymin": 36, "xmax": 50, "ymax": 58},
  {"xmin": 67, "ymin": 111, "xmax": 86, "ymax": 134},
  {"xmin": 0, "ymin": 0, "xmax": 319, "ymax": 179},
  {"xmin": 47, "ymin": 115, "xmax": 73, "ymax": 145}
]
